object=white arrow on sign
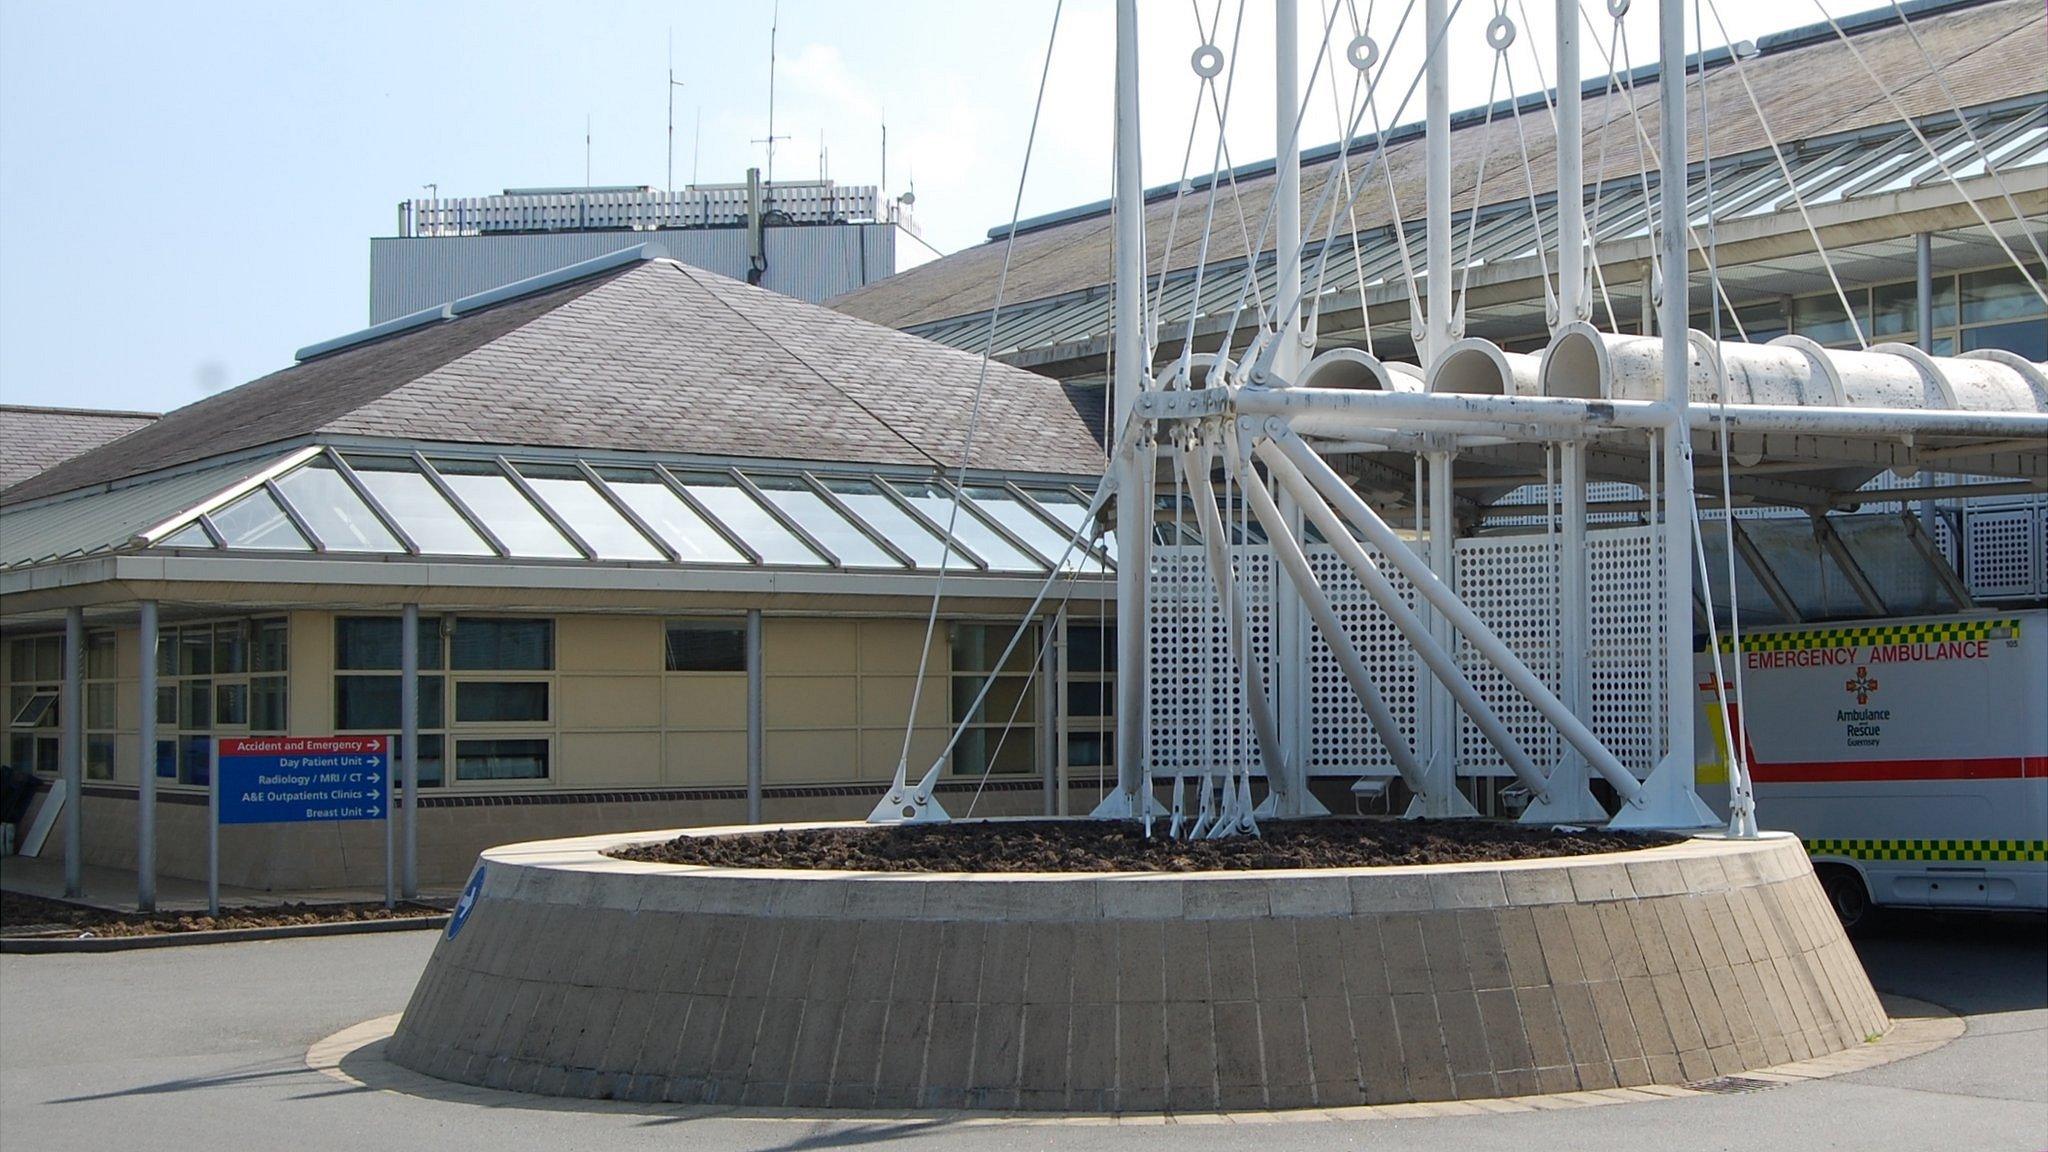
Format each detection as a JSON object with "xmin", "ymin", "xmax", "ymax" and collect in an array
[{"xmin": 367, "ymin": 805, "xmax": 382, "ymax": 817}]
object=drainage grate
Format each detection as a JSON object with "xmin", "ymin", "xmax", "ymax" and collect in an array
[{"xmin": 1686, "ymin": 1076, "xmax": 1781, "ymax": 1095}]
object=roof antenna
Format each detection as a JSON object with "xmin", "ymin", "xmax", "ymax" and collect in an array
[
  {"xmin": 880, "ymin": 113, "xmax": 888, "ymax": 198},
  {"xmin": 666, "ymin": 31, "xmax": 687, "ymax": 192},
  {"xmin": 585, "ymin": 114, "xmax": 592, "ymax": 189},
  {"xmin": 750, "ymin": 0, "xmax": 789, "ymax": 186},
  {"xmin": 691, "ymin": 108, "xmax": 702, "ymax": 189}
]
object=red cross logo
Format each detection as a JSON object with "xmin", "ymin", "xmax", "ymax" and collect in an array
[{"xmin": 1844, "ymin": 666, "xmax": 1879, "ymax": 704}]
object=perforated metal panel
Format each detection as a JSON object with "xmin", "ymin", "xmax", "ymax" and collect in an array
[
  {"xmin": 1586, "ymin": 525, "xmax": 1665, "ymax": 774},
  {"xmin": 1145, "ymin": 546, "xmax": 1272, "ymax": 776},
  {"xmin": 1304, "ymin": 545, "xmax": 1419, "ymax": 774},
  {"xmin": 1147, "ymin": 525, "xmax": 1665, "ymax": 779},
  {"xmin": 1452, "ymin": 535, "xmax": 1566, "ymax": 776},
  {"xmin": 1965, "ymin": 505, "xmax": 2046, "ymax": 599}
]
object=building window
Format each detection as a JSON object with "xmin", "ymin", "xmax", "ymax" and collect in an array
[
  {"xmin": 335, "ymin": 615, "xmax": 554, "ymax": 787},
  {"xmin": 948, "ymin": 622, "xmax": 1037, "ymax": 776},
  {"xmin": 154, "ymin": 618, "xmax": 287, "ymax": 785},
  {"xmin": 5, "ymin": 630, "xmax": 125, "ymax": 781},
  {"xmin": 665, "ymin": 620, "xmax": 747, "ymax": 672},
  {"xmin": 1063, "ymin": 623, "xmax": 1115, "ymax": 774}
]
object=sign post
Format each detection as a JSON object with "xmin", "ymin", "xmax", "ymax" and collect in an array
[{"xmin": 211, "ymin": 736, "xmax": 395, "ymax": 916}]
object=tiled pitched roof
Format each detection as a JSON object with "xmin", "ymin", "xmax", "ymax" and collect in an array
[
  {"xmin": 0, "ymin": 406, "xmax": 158, "ymax": 492},
  {"xmin": 3, "ymin": 259, "xmax": 1106, "ymax": 507},
  {"xmin": 828, "ymin": 0, "xmax": 2041, "ymax": 332}
]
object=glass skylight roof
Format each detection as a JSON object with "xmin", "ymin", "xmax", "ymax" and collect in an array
[{"xmin": 65, "ymin": 446, "xmax": 1114, "ymax": 581}]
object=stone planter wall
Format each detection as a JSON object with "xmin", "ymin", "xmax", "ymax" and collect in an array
[{"xmin": 387, "ymin": 825, "xmax": 1886, "ymax": 1112}]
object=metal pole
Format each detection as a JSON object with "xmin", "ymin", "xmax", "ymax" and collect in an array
[
  {"xmin": 1425, "ymin": 0, "xmax": 1454, "ymax": 364},
  {"xmin": 384, "ymin": 735, "xmax": 395, "ymax": 910},
  {"xmin": 1040, "ymin": 611, "xmax": 1058, "ymax": 817},
  {"xmin": 1614, "ymin": 0, "xmax": 1718, "ymax": 828},
  {"xmin": 1915, "ymin": 231, "xmax": 1937, "ymax": 534},
  {"xmin": 60, "ymin": 607, "xmax": 83, "ymax": 898},
  {"xmin": 1556, "ymin": 0, "xmax": 1585, "ymax": 326},
  {"xmin": 1523, "ymin": 443, "xmax": 1609, "ymax": 822},
  {"xmin": 1426, "ymin": 451, "xmax": 1461, "ymax": 813},
  {"xmin": 1268, "ymin": 0, "xmax": 1320, "ymax": 818},
  {"xmin": 136, "ymin": 601, "xmax": 158, "ymax": 911},
  {"xmin": 400, "ymin": 603, "xmax": 419, "ymax": 899},
  {"xmin": 1105, "ymin": 0, "xmax": 1151, "ymax": 819},
  {"xmin": 746, "ymin": 609, "xmax": 764, "ymax": 823},
  {"xmin": 208, "ymin": 739, "xmax": 220, "ymax": 916}
]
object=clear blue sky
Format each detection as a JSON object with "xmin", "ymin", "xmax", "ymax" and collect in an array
[{"xmin": 1, "ymin": 0, "xmax": 1799, "ymax": 415}]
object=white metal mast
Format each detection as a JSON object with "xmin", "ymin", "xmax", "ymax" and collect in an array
[
  {"xmin": 1614, "ymin": 0, "xmax": 1718, "ymax": 828},
  {"xmin": 1264, "ymin": 0, "xmax": 1325, "ymax": 818},
  {"xmin": 1101, "ymin": 0, "xmax": 1154, "ymax": 820},
  {"xmin": 1524, "ymin": 0, "xmax": 1609, "ymax": 823}
]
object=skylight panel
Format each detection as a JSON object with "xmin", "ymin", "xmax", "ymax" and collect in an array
[
  {"xmin": 813, "ymin": 477, "xmax": 969, "ymax": 570},
  {"xmin": 595, "ymin": 469, "xmax": 749, "ymax": 564},
  {"xmin": 964, "ymin": 485, "xmax": 1104, "ymax": 573},
  {"xmin": 209, "ymin": 488, "xmax": 312, "ymax": 551},
  {"xmin": 274, "ymin": 460, "xmax": 402, "ymax": 552},
  {"xmin": 665, "ymin": 472, "xmax": 829, "ymax": 566},
  {"xmin": 747, "ymin": 474, "xmax": 902, "ymax": 568},
  {"xmin": 345, "ymin": 456, "xmax": 494, "ymax": 556},
  {"xmin": 887, "ymin": 481, "xmax": 1043, "ymax": 572},
  {"xmin": 431, "ymin": 459, "xmax": 580, "ymax": 559},
  {"xmin": 514, "ymin": 463, "xmax": 663, "ymax": 561}
]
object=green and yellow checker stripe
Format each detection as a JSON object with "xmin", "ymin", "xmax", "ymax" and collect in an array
[
  {"xmin": 1805, "ymin": 838, "xmax": 2047, "ymax": 863},
  {"xmin": 1718, "ymin": 618, "xmax": 2021, "ymax": 654}
]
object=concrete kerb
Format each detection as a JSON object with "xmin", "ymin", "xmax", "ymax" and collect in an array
[
  {"xmin": 1, "ymin": 914, "xmax": 450, "ymax": 953},
  {"xmin": 317, "ymin": 992, "xmax": 1963, "ymax": 1124}
]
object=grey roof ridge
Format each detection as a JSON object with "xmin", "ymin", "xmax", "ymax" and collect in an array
[
  {"xmin": 663, "ymin": 260, "xmax": 951, "ymax": 471},
  {"xmin": 0, "ymin": 403, "xmax": 159, "ymax": 419}
]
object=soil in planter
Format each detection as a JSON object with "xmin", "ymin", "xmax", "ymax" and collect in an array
[
  {"xmin": 610, "ymin": 818, "xmax": 1682, "ymax": 874},
  {"xmin": 0, "ymin": 890, "xmax": 446, "ymax": 938}
]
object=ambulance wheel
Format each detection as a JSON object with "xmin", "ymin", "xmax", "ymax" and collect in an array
[{"xmin": 1818, "ymin": 865, "xmax": 1878, "ymax": 935}]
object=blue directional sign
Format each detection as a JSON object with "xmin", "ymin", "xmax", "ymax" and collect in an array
[
  {"xmin": 448, "ymin": 865, "xmax": 486, "ymax": 939},
  {"xmin": 216, "ymin": 736, "xmax": 391, "ymax": 825}
]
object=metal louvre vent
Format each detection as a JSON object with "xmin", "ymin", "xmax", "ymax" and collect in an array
[{"xmin": 1964, "ymin": 506, "xmax": 2046, "ymax": 600}]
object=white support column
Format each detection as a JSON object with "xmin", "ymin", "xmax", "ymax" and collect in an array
[
  {"xmin": 61, "ymin": 607, "xmax": 84, "ymax": 898},
  {"xmin": 1265, "ymin": 0, "xmax": 1322, "ymax": 819},
  {"xmin": 1522, "ymin": 443, "xmax": 1609, "ymax": 822},
  {"xmin": 136, "ymin": 601, "xmax": 158, "ymax": 911},
  {"xmin": 1425, "ymin": 0, "xmax": 1455, "ymax": 362},
  {"xmin": 1915, "ymin": 231, "xmax": 1937, "ymax": 535},
  {"xmin": 1424, "ymin": 450, "xmax": 1463, "ymax": 814},
  {"xmin": 1097, "ymin": 0, "xmax": 1154, "ymax": 821},
  {"xmin": 747, "ymin": 609, "xmax": 765, "ymax": 824},
  {"xmin": 1556, "ymin": 0, "xmax": 1586, "ymax": 327},
  {"xmin": 1613, "ymin": 0, "xmax": 1718, "ymax": 829},
  {"xmin": 401, "ymin": 603, "xmax": 420, "ymax": 898},
  {"xmin": 1041, "ymin": 608, "xmax": 1061, "ymax": 817}
]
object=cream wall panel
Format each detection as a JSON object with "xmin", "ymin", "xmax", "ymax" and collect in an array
[
  {"xmin": 857, "ymin": 620, "xmax": 947, "ymax": 673},
  {"xmin": 559, "ymin": 616, "xmax": 662, "ymax": 673},
  {"xmin": 765, "ymin": 676, "xmax": 856, "ymax": 728},
  {"xmin": 666, "ymin": 729, "xmax": 748, "ymax": 785},
  {"xmin": 764, "ymin": 619, "xmax": 857, "ymax": 674},
  {"xmin": 764, "ymin": 729, "xmax": 859, "ymax": 783},
  {"xmin": 664, "ymin": 676, "xmax": 747, "ymax": 730},
  {"xmin": 115, "ymin": 626, "xmax": 140, "ymax": 678},
  {"xmin": 558, "ymin": 731, "xmax": 662, "ymax": 786},
  {"xmin": 857, "ymin": 675, "xmax": 949, "ymax": 728},
  {"xmin": 288, "ymin": 611, "xmax": 332, "ymax": 736},
  {"xmin": 560, "ymin": 675, "xmax": 661, "ymax": 730},
  {"xmin": 857, "ymin": 728, "xmax": 949, "ymax": 781}
]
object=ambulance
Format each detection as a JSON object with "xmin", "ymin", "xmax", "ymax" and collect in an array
[{"xmin": 1694, "ymin": 609, "xmax": 2047, "ymax": 930}]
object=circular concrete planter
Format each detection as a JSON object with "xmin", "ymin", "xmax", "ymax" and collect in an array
[{"xmin": 386, "ymin": 822, "xmax": 1886, "ymax": 1112}]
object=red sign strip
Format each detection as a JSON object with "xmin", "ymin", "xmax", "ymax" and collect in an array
[{"xmin": 1748, "ymin": 756, "xmax": 2047, "ymax": 783}]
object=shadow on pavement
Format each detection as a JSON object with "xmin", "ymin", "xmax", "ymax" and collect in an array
[{"xmin": 1852, "ymin": 910, "xmax": 2047, "ymax": 1017}]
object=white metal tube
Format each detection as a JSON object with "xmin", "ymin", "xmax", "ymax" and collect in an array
[
  {"xmin": 1556, "ymin": 0, "xmax": 1585, "ymax": 326},
  {"xmin": 1427, "ymin": 451, "xmax": 1458, "ymax": 801},
  {"xmin": 401, "ymin": 603, "xmax": 419, "ymax": 899},
  {"xmin": 1270, "ymin": 0, "xmax": 1315, "ymax": 819},
  {"xmin": 1232, "ymin": 447, "xmax": 1430, "ymax": 794},
  {"xmin": 136, "ymin": 600, "xmax": 157, "ymax": 912},
  {"xmin": 1267, "ymin": 432, "xmax": 1648, "ymax": 800},
  {"xmin": 1425, "ymin": 0, "xmax": 1454, "ymax": 364},
  {"xmin": 1521, "ymin": 442, "xmax": 1608, "ymax": 823},
  {"xmin": 1234, "ymin": 387, "xmax": 2048, "ymax": 439},
  {"xmin": 1181, "ymin": 439, "xmax": 1287, "ymax": 787},
  {"xmin": 61, "ymin": 606, "xmax": 84, "ymax": 898},
  {"xmin": 1111, "ymin": 0, "xmax": 1149, "ymax": 813},
  {"xmin": 1258, "ymin": 442, "xmax": 1543, "ymax": 800}
]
